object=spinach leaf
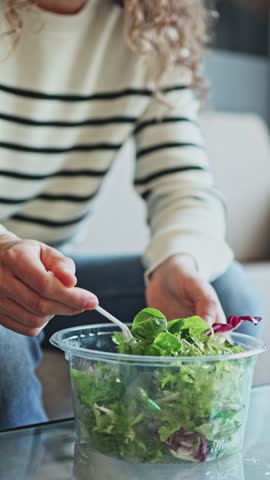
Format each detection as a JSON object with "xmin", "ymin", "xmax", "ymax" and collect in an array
[{"xmin": 131, "ymin": 307, "xmax": 167, "ymax": 341}]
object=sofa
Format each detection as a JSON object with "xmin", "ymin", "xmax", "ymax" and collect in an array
[{"xmin": 36, "ymin": 112, "xmax": 270, "ymax": 421}]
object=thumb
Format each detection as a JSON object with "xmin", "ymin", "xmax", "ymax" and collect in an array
[
  {"xmin": 40, "ymin": 245, "xmax": 77, "ymax": 288},
  {"xmin": 187, "ymin": 276, "xmax": 219, "ymax": 325},
  {"xmin": 196, "ymin": 290, "xmax": 226, "ymax": 325},
  {"xmin": 195, "ymin": 296, "xmax": 218, "ymax": 326}
]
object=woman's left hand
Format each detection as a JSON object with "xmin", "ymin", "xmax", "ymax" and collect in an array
[{"xmin": 146, "ymin": 254, "xmax": 226, "ymax": 325}]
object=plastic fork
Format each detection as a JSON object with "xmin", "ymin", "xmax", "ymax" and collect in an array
[{"xmin": 95, "ymin": 305, "xmax": 133, "ymax": 342}]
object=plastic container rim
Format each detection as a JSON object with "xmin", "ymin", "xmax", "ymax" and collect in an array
[{"xmin": 50, "ymin": 323, "xmax": 268, "ymax": 364}]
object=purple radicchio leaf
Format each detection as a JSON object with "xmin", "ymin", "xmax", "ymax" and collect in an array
[
  {"xmin": 206, "ymin": 316, "xmax": 262, "ymax": 336},
  {"xmin": 164, "ymin": 427, "xmax": 209, "ymax": 462}
]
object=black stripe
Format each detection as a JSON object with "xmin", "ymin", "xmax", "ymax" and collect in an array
[
  {"xmin": 137, "ymin": 142, "xmax": 203, "ymax": 158},
  {"xmin": 141, "ymin": 190, "xmax": 151, "ymax": 201},
  {"xmin": 0, "ymin": 196, "xmax": 28, "ymax": 205},
  {"xmin": 0, "ymin": 83, "xmax": 188, "ymax": 102},
  {"xmin": 37, "ymin": 192, "xmax": 96, "ymax": 202},
  {"xmin": 0, "ymin": 112, "xmax": 137, "ymax": 128},
  {"xmin": 134, "ymin": 117, "xmax": 197, "ymax": 134},
  {"xmin": 140, "ymin": 186, "xmax": 225, "ymax": 211},
  {"xmin": 191, "ymin": 195, "xmax": 206, "ymax": 202},
  {"xmin": 0, "ymin": 141, "xmax": 121, "ymax": 154},
  {"xmin": 0, "ymin": 192, "xmax": 97, "ymax": 205},
  {"xmin": 140, "ymin": 191, "xmax": 207, "ymax": 202},
  {"xmin": 162, "ymin": 86, "xmax": 189, "ymax": 93},
  {"xmin": 135, "ymin": 166, "xmax": 205, "ymax": 186},
  {"xmin": 11, "ymin": 212, "xmax": 88, "ymax": 227},
  {"xmin": 0, "ymin": 168, "xmax": 107, "ymax": 180}
]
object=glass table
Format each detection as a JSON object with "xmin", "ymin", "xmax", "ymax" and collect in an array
[{"xmin": 0, "ymin": 385, "xmax": 269, "ymax": 480}]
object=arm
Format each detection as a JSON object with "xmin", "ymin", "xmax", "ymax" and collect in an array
[{"xmin": 134, "ymin": 65, "xmax": 233, "ymax": 322}]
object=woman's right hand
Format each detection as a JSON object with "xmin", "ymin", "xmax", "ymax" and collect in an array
[{"xmin": 0, "ymin": 234, "xmax": 98, "ymax": 336}]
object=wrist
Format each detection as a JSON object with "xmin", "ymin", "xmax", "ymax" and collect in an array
[
  {"xmin": 171, "ymin": 253, "xmax": 199, "ymax": 272},
  {"xmin": 149, "ymin": 253, "xmax": 198, "ymax": 282},
  {"xmin": 0, "ymin": 232, "xmax": 20, "ymax": 246}
]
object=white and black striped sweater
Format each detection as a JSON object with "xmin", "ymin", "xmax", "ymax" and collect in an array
[{"xmin": 0, "ymin": 0, "xmax": 233, "ymax": 279}]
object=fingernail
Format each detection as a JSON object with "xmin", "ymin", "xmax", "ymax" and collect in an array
[
  {"xmin": 84, "ymin": 295, "xmax": 98, "ymax": 308},
  {"xmin": 204, "ymin": 315, "xmax": 213, "ymax": 325},
  {"xmin": 62, "ymin": 268, "xmax": 75, "ymax": 276}
]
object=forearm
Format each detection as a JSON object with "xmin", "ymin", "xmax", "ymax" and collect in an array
[{"xmin": 144, "ymin": 183, "xmax": 233, "ymax": 281}]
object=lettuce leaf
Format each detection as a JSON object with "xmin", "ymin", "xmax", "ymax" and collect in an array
[{"xmin": 209, "ymin": 316, "xmax": 261, "ymax": 335}]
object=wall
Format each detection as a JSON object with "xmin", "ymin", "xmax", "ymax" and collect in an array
[{"xmin": 207, "ymin": 50, "xmax": 270, "ymax": 125}]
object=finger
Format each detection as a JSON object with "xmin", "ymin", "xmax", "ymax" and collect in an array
[
  {"xmin": 191, "ymin": 280, "xmax": 218, "ymax": 325},
  {"xmin": 201, "ymin": 286, "xmax": 226, "ymax": 324},
  {"xmin": 5, "ymin": 251, "xmax": 97, "ymax": 310},
  {"xmin": 41, "ymin": 245, "xmax": 77, "ymax": 288},
  {"xmin": 0, "ymin": 296, "xmax": 53, "ymax": 329},
  {"xmin": 0, "ymin": 313, "xmax": 43, "ymax": 337},
  {"xmin": 195, "ymin": 297, "xmax": 218, "ymax": 325},
  {"xmin": 185, "ymin": 275, "xmax": 224, "ymax": 325},
  {"xmin": 214, "ymin": 302, "xmax": 227, "ymax": 324},
  {"xmin": 2, "ymin": 271, "xmax": 96, "ymax": 316},
  {"xmin": 195, "ymin": 288, "xmax": 226, "ymax": 325}
]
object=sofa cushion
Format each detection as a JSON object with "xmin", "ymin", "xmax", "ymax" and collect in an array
[
  {"xmin": 201, "ymin": 113, "xmax": 270, "ymax": 262},
  {"xmin": 243, "ymin": 262, "xmax": 270, "ymax": 385}
]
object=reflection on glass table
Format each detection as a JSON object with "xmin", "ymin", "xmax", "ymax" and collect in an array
[{"xmin": 0, "ymin": 385, "xmax": 269, "ymax": 480}]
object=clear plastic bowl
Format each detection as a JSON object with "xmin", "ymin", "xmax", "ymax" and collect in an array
[{"xmin": 50, "ymin": 324, "xmax": 266, "ymax": 477}]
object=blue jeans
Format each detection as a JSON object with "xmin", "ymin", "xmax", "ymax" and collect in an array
[{"xmin": 0, "ymin": 256, "xmax": 263, "ymax": 430}]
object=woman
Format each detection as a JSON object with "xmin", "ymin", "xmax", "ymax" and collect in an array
[{"xmin": 0, "ymin": 0, "xmax": 262, "ymax": 429}]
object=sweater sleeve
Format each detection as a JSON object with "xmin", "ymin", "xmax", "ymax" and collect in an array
[
  {"xmin": 133, "ymin": 65, "xmax": 233, "ymax": 282},
  {"xmin": 0, "ymin": 226, "xmax": 11, "ymax": 236}
]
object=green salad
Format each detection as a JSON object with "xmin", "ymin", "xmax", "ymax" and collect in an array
[{"xmin": 71, "ymin": 309, "xmax": 260, "ymax": 463}]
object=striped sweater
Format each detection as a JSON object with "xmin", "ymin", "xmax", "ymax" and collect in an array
[{"xmin": 0, "ymin": 0, "xmax": 233, "ymax": 280}]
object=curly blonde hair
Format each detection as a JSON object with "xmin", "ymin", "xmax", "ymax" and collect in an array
[{"xmin": 4, "ymin": 0, "xmax": 212, "ymax": 92}]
